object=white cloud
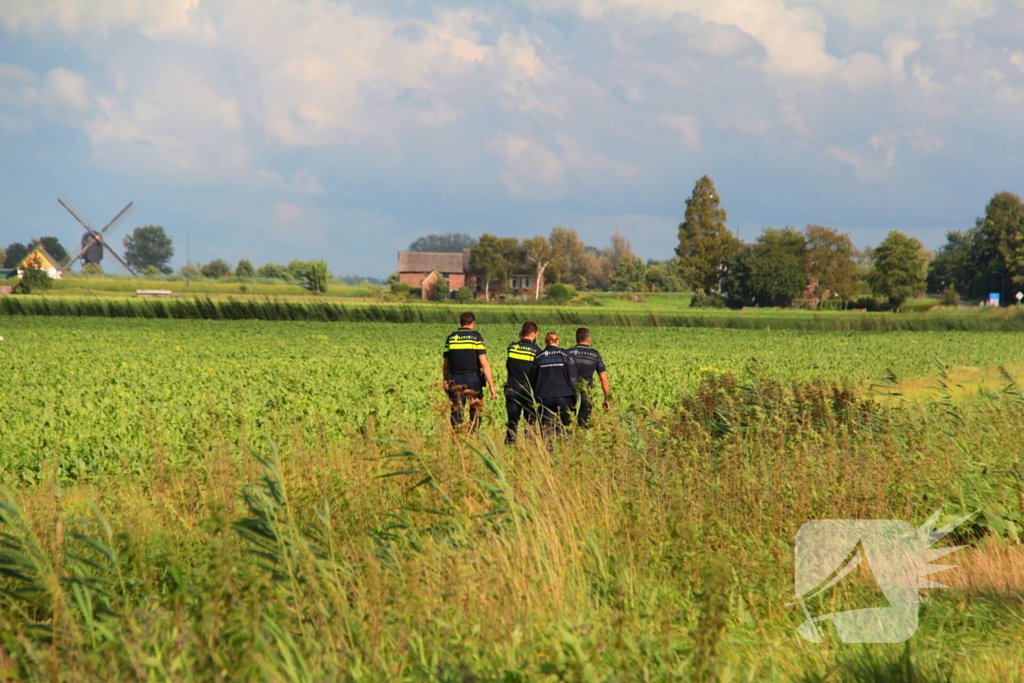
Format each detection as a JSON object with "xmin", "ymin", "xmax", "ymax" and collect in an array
[{"xmin": 659, "ymin": 113, "xmax": 701, "ymax": 148}]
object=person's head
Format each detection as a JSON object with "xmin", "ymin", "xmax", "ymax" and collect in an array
[
  {"xmin": 460, "ymin": 311, "xmax": 476, "ymax": 328},
  {"xmin": 544, "ymin": 331, "xmax": 559, "ymax": 347},
  {"xmin": 519, "ymin": 321, "xmax": 538, "ymax": 341},
  {"xmin": 576, "ymin": 327, "xmax": 591, "ymax": 345}
]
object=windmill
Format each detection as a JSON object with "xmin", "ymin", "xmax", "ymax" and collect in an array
[{"xmin": 57, "ymin": 197, "xmax": 137, "ymax": 275}]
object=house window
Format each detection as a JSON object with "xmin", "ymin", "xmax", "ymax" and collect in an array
[{"xmin": 510, "ymin": 276, "xmax": 532, "ymax": 290}]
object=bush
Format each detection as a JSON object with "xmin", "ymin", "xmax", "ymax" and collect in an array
[
  {"xmin": 546, "ymin": 283, "xmax": 576, "ymax": 305},
  {"xmin": 15, "ymin": 264, "xmax": 52, "ymax": 294},
  {"xmin": 81, "ymin": 263, "xmax": 104, "ymax": 276},
  {"xmin": 454, "ymin": 286, "xmax": 474, "ymax": 303},
  {"xmin": 390, "ymin": 282, "xmax": 413, "ymax": 295},
  {"xmin": 690, "ymin": 290, "xmax": 725, "ymax": 308},
  {"xmin": 256, "ymin": 263, "xmax": 290, "ymax": 281},
  {"xmin": 142, "ymin": 265, "xmax": 161, "ymax": 277},
  {"xmin": 236, "ymin": 259, "xmax": 256, "ymax": 278},
  {"xmin": 848, "ymin": 297, "xmax": 882, "ymax": 312},
  {"xmin": 306, "ymin": 260, "xmax": 329, "ymax": 294},
  {"xmin": 435, "ymin": 275, "xmax": 449, "ymax": 300},
  {"xmin": 941, "ymin": 285, "xmax": 960, "ymax": 307},
  {"xmin": 201, "ymin": 259, "xmax": 232, "ymax": 279}
]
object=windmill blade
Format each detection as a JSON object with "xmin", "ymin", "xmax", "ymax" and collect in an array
[
  {"xmin": 60, "ymin": 235, "xmax": 101, "ymax": 273},
  {"xmin": 57, "ymin": 196, "xmax": 93, "ymax": 231},
  {"xmin": 103, "ymin": 245, "xmax": 137, "ymax": 276},
  {"xmin": 99, "ymin": 202, "xmax": 135, "ymax": 235}
]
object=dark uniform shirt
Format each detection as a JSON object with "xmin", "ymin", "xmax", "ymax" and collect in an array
[
  {"xmin": 567, "ymin": 344, "xmax": 607, "ymax": 388},
  {"xmin": 529, "ymin": 346, "xmax": 578, "ymax": 399},
  {"xmin": 506, "ymin": 339, "xmax": 541, "ymax": 393},
  {"xmin": 444, "ymin": 327, "xmax": 487, "ymax": 376}
]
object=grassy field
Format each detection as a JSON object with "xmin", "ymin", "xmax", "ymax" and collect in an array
[{"xmin": 0, "ymin": 316, "xmax": 1022, "ymax": 681}]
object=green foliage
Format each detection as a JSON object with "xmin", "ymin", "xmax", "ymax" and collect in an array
[
  {"xmin": 471, "ymin": 234, "xmax": 521, "ymax": 299},
  {"xmin": 868, "ymin": 231, "xmax": 927, "ymax": 311},
  {"xmin": 689, "ymin": 289, "xmax": 726, "ymax": 308},
  {"xmin": 609, "ymin": 253, "xmax": 647, "ymax": 292},
  {"xmin": 287, "ymin": 259, "xmax": 311, "ymax": 281},
  {"xmin": 805, "ymin": 224, "xmax": 859, "ymax": 300},
  {"xmin": 28, "ymin": 236, "xmax": 69, "ymax": 265},
  {"xmin": 942, "ymin": 285, "xmax": 960, "ymax": 306},
  {"xmin": 748, "ymin": 227, "xmax": 808, "ymax": 306},
  {"xmin": 4, "ymin": 242, "xmax": 28, "ymax": 269},
  {"xmin": 0, "ymin": 244, "xmax": 5, "ymax": 269},
  {"xmin": 257, "ymin": 262, "xmax": 291, "ymax": 281},
  {"xmin": 14, "ymin": 263, "xmax": 52, "ymax": 294},
  {"xmin": 434, "ymin": 273, "xmax": 449, "ymax": 300},
  {"xmin": 306, "ymin": 260, "xmax": 329, "ymax": 293},
  {"xmin": 201, "ymin": 259, "xmax": 232, "ymax": 279},
  {"xmin": 643, "ymin": 259, "xmax": 687, "ymax": 292},
  {"xmin": 408, "ymin": 232, "xmax": 477, "ymax": 252},
  {"xmin": 545, "ymin": 282, "xmax": 576, "ymax": 305},
  {"xmin": 142, "ymin": 265, "xmax": 161, "ymax": 277},
  {"xmin": 122, "ymin": 226, "xmax": 174, "ymax": 274},
  {"xmin": 81, "ymin": 262, "xmax": 104, "ymax": 276},
  {"xmin": 454, "ymin": 285, "xmax": 474, "ymax": 303},
  {"xmin": 676, "ymin": 175, "xmax": 742, "ymax": 292},
  {"xmin": 178, "ymin": 263, "xmax": 201, "ymax": 280},
  {"xmin": 236, "ymin": 258, "xmax": 256, "ymax": 278}
]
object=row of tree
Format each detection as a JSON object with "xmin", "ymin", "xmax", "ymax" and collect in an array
[
  {"xmin": 177, "ymin": 259, "xmax": 332, "ymax": 292},
  {"xmin": 927, "ymin": 191, "xmax": 1024, "ymax": 302},
  {"xmin": 2, "ymin": 226, "xmax": 175, "ymax": 274},
  {"xmin": 673, "ymin": 175, "xmax": 930, "ymax": 310}
]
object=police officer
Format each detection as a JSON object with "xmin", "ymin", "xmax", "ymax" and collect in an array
[
  {"xmin": 567, "ymin": 327, "xmax": 610, "ymax": 428},
  {"xmin": 443, "ymin": 311, "xmax": 497, "ymax": 432},
  {"xmin": 529, "ymin": 331, "xmax": 577, "ymax": 437},
  {"xmin": 504, "ymin": 321, "xmax": 540, "ymax": 444}
]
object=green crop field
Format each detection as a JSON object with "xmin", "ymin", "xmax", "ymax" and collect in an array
[{"xmin": 1, "ymin": 316, "xmax": 1022, "ymax": 681}]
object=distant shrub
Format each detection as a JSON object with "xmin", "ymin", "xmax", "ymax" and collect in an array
[
  {"xmin": 306, "ymin": 260, "xmax": 329, "ymax": 293},
  {"xmin": 546, "ymin": 283, "xmax": 576, "ymax": 305},
  {"xmin": 849, "ymin": 297, "xmax": 883, "ymax": 312},
  {"xmin": 391, "ymin": 282, "xmax": 413, "ymax": 295},
  {"xmin": 15, "ymin": 264, "xmax": 52, "ymax": 294},
  {"xmin": 690, "ymin": 290, "xmax": 725, "ymax": 309},
  {"xmin": 142, "ymin": 265, "xmax": 161, "ymax": 277},
  {"xmin": 81, "ymin": 263, "xmax": 104, "ymax": 276},
  {"xmin": 454, "ymin": 286, "xmax": 474, "ymax": 303},
  {"xmin": 941, "ymin": 285, "xmax": 959, "ymax": 307},
  {"xmin": 201, "ymin": 259, "xmax": 232, "ymax": 279}
]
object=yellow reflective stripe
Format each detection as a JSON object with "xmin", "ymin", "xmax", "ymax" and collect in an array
[
  {"xmin": 508, "ymin": 351, "xmax": 535, "ymax": 361},
  {"xmin": 448, "ymin": 342, "xmax": 484, "ymax": 350}
]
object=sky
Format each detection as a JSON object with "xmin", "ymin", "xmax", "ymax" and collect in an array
[{"xmin": 1, "ymin": 0, "xmax": 1023, "ymax": 278}]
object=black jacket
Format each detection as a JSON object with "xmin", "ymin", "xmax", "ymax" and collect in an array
[{"xmin": 529, "ymin": 346, "xmax": 578, "ymax": 399}]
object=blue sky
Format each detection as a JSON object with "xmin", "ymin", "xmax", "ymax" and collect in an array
[{"xmin": 2, "ymin": 0, "xmax": 1023, "ymax": 278}]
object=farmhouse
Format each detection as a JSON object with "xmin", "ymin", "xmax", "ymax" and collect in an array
[
  {"xmin": 17, "ymin": 246, "xmax": 63, "ymax": 280},
  {"xmin": 396, "ymin": 248, "xmax": 536, "ymax": 300}
]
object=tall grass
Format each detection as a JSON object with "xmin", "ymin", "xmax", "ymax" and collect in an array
[
  {"xmin": 5, "ymin": 294, "xmax": 1024, "ymax": 330},
  {"xmin": 1, "ymin": 372, "xmax": 1022, "ymax": 681}
]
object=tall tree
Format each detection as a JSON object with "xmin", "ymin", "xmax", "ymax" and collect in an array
[
  {"xmin": 4, "ymin": 243, "xmax": 29, "ymax": 269},
  {"xmin": 550, "ymin": 227, "xmax": 591, "ymax": 288},
  {"xmin": 407, "ymin": 232, "xmax": 477, "ymax": 253},
  {"xmin": 0, "ymin": 245, "xmax": 5, "ymax": 270},
  {"xmin": 523, "ymin": 235, "xmax": 564, "ymax": 300},
  {"xmin": 201, "ymin": 259, "xmax": 232, "ymax": 278},
  {"xmin": 123, "ymin": 226, "xmax": 174, "ymax": 274},
  {"xmin": 927, "ymin": 230, "xmax": 976, "ymax": 293},
  {"xmin": 983, "ymin": 192, "xmax": 1024, "ymax": 299},
  {"xmin": 29, "ymin": 237, "xmax": 69, "ymax": 266},
  {"xmin": 804, "ymin": 225, "xmax": 859, "ymax": 301},
  {"xmin": 607, "ymin": 233, "xmax": 646, "ymax": 291},
  {"xmin": 676, "ymin": 175, "xmax": 741, "ymax": 293},
  {"xmin": 748, "ymin": 228, "xmax": 807, "ymax": 306},
  {"xmin": 236, "ymin": 259, "xmax": 256, "ymax": 278},
  {"xmin": 470, "ymin": 234, "xmax": 512, "ymax": 300},
  {"xmin": 867, "ymin": 231, "xmax": 927, "ymax": 312}
]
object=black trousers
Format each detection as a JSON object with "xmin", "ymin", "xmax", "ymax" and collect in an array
[
  {"xmin": 577, "ymin": 392, "xmax": 594, "ymax": 429},
  {"xmin": 504, "ymin": 389, "xmax": 535, "ymax": 444},
  {"xmin": 447, "ymin": 374, "xmax": 483, "ymax": 431},
  {"xmin": 539, "ymin": 396, "xmax": 575, "ymax": 438}
]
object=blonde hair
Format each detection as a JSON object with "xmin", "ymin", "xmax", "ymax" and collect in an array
[{"xmin": 545, "ymin": 331, "xmax": 559, "ymax": 346}]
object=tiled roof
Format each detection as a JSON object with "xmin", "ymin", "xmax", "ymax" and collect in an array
[{"xmin": 397, "ymin": 250, "xmax": 468, "ymax": 273}]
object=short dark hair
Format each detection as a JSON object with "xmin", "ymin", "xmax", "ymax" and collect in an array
[
  {"xmin": 576, "ymin": 327, "xmax": 591, "ymax": 344},
  {"xmin": 520, "ymin": 321, "xmax": 538, "ymax": 337},
  {"xmin": 460, "ymin": 311, "xmax": 475, "ymax": 326}
]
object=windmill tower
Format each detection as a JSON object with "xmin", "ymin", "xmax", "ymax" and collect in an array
[{"xmin": 57, "ymin": 197, "xmax": 137, "ymax": 275}]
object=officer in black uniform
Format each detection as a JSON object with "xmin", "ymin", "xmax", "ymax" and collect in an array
[
  {"xmin": 504, "ymin": 321, "xmax": 540, "ymax": 444},
  {"xmin": 443, "ymin": 311, "xmax": 497, "ymax": 432},
  {"xmin": 529, "ymin": 331, "xmax": 577, "ymax": 438},
  {"xmin": 566, "ymin": 327, "xmax": 610, "ymax": 429}
]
